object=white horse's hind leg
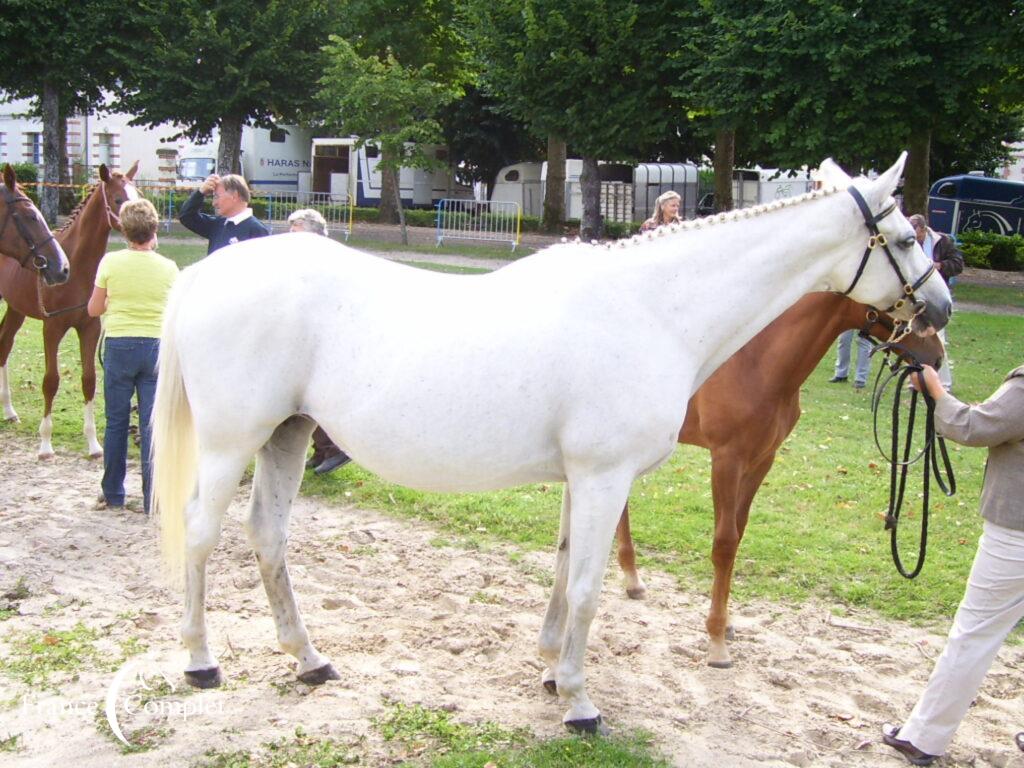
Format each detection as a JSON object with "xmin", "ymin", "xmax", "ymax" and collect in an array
[
  {"xmin": 244, "ymin": 416, "xmax": 338, "ymax": 685},
  {"xmin": 555, "ymin": 471, "xmax": 632, "ymax": 735},
  {"xmin": 182, "ymin": 451, "xmax": 250, "ymax": 688},
  {"xmin": 539, "ymin": 486, "xmax": 571, "ymax": 694}
]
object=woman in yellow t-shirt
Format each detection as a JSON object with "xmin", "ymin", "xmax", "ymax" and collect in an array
[{"xmin": 88, "ymin": 198, "xmax": 178, "ymax": 513}]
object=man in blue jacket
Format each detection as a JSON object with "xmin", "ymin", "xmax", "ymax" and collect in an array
[{"xmin": 179, "ymin": 173, "xmax": 270, "ymax": 254}]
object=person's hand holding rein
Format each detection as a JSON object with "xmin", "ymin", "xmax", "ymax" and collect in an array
[{"xmin": 910, "ymin": 363, "xmax": 947, "ymax": 401}]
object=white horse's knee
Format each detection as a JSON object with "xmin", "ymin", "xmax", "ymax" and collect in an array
[{"xmin": 565, "ymin": 585, "xmax": 601, "ymax": 625}]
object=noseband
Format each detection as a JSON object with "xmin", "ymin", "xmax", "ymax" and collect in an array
[
  {"xmin": 841, "ymin": 186, "xmax": 936, "ymax": 317},
  {"xmin": 0, "ymin": 186, "xmax": 59, "ymax": 272}
]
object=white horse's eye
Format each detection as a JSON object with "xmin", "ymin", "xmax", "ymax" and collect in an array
[{"xmin": 901, "ymin": 236, "xmax": 916, "ymax": 248}]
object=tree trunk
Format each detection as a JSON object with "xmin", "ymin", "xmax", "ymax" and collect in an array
[
  {"xmin": 713, "ymin": 127, "xmax": 735, "ymax": 213},
  {"xmin": 57, "ymin": 102, "xmax": 75, "ymax": 215},
  {"xmin": 903, "ymin": 127, "xmax": 931, "ymax": 218},
  {"xmin": 542, "ymin": 135, "xmax": 566, "ymax": 233},
  {"xmin": 217, "ymin": 115, "xmax": 243, "ymax": 175},
  {"xmin": 41, "ymin": 81, "xmax": 60, "ymax": 225},
  {"xmin": 580, "ymin": 156, "xmax": 603, "ymax": 241},
  {"xmin": 378, "ymin": 144, "xmax": 400, "ymax": 225},
  {"xmin": 391, "ymin": 167, "xmax": 408, "ymax": 245}
]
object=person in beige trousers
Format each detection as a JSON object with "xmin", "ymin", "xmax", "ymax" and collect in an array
[{"xmin": 883, "ymin": 363, "xmax": 1024, "ymax": 765}]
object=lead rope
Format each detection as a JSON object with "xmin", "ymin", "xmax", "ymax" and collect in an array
[{"xmin": 869, "ymin": 345, "xmax": 956, "ymax": 578}]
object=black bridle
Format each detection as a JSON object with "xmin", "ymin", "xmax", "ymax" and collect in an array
[
  {"xmin": 0, "ymin": 185, "xmax": 60, "ymax": 273},
  {"xmin": 841, "ymin": 186, "xmax": 937, "ymax": 317}
]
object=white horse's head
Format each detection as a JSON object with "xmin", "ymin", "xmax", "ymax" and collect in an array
[{"xmin": 818, "ymin": 153, "xmax": 952, "ymax": 334}]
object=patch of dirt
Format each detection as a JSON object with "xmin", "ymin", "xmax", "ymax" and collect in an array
[{"xmin": 1, "ymin": 436, "xmax": 1022, "ymax": 767}]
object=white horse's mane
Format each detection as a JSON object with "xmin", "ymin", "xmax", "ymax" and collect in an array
[{"xmin": 604, "ymin": 182, "xmax": 847, "ymax": 251}]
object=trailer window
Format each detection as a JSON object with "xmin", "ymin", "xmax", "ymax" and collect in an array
[
  {"xmin": 936, "ymin": 182, "xmax": 956, "ymax": 198},
  {"xmin": 365, "ymin": 145, "xmax": 380, "ymax": 159},
  {"xmin": 504, "ymin": 170, "xmax": 520, "ymax": 182},
  {"xmin": 269, "ymin": 128, "xmax": 287, "ymax": 143}
]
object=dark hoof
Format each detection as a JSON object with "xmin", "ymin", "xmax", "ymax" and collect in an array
[
  {"xmin": 297, "ymin": 662, "xmax": 341, "ymax": 685},
  {"xmin": 184, "ymin": 666, "xmax": 223, "ymax": 689},
  {"xmin": 725, "ymin": 625, "xmax": 735, "ymax": 641},
  {"xmin": 625, "ymin": 587, "xmax": 646, "ymax": 600},
  {"xmin": 708, "ymin": 659, "xmax": 733, "ymax": 669},
  {"xmin": 565, "ymin": 714, "xmax": 608, "ymax": 736},
  {"xmin": 543, "ymin": 678, "xmax": 557, "ymax": 695}
]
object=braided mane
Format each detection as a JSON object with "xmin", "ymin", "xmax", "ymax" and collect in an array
[{"xmin": 605, "ymin": 184, "xmax": 844, "ymax": 250}]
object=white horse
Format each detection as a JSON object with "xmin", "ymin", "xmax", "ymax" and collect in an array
[{"xmin": 152, "ymin": 154, "xmax": 951, "ymax": 733}]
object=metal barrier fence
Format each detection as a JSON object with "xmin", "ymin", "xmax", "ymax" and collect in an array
[
  {"xmin": 131, "ymin": 185, "xmax": 355, "ymax": 239},
  {"xmin": 436, "ymin": 199, "xmax": 521, "ymax": 250}
]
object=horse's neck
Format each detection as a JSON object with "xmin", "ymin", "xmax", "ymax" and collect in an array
[
  {"xmin": 752, "ymin": 294, "xmax": 864, "ymax": 389},
  {"xmin": 638, "ymin": 194, "xmax": 858, "ymax": 388},
  {"xmin": 55, "ymin": 190, "xmax": 112, "ymax": 294}
]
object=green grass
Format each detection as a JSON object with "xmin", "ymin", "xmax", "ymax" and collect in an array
[
  {"xmin": 195, "ymin": 704, "xmax": 670, "ymax": 768},
  {"xmin": 954, "ymin": 281, "xmax": 1024, "ymax": 309},
  {"xmin": 0, "ymin": 622, "xmax": 106, "ymax": 690},
  {"xmin": 347, "ymin": 235, "xmax": 529, "ymax": 260},
  {"xmin": 397, "ymin": 260, "xmax": 492, "ymax": 275}
]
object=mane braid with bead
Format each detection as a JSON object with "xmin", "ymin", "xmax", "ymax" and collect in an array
[
  {"xmin": 607, "ymin": 184, "xmax": 844, "ymax": 250},
  {"xmin": 55, "ymin": 184, "xmax": 98, "ymax": 234}
]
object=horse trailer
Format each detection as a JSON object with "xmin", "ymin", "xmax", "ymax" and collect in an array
[
  {"xmin": 927, "ymin": 174, "xmax": 1024, "ymax": 237},
  {"xmin": 491, "ymin": 160, "xmax": 700, "ymax": 223},
  {"xmin": 310, "ymin": 137, "xmax": 472, "ymax": 208}
]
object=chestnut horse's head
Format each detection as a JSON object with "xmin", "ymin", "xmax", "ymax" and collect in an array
[
  {"xmin": 0, "ymin": 164, "xmax": 69, "ymax": 285},
  {"xmin": 97, "ymin": 160, "xmax": 141, "ymax": 229},
  {"xmin": 862, "ymin": 305, "xmax": 946, "ymax": 369}
]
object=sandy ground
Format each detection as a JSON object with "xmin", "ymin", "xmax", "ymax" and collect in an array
[{"xmin": 1, "ymin": 436, "xmax": 1023, "ymax": 768}]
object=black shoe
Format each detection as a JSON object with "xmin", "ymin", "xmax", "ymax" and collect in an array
[
  {"xmin": 305, "ymin": 454, "xmax": 323, "ymax": 470},
  {"xmin": 314, "ymin": 453, "xmax": 352, "ymax": 475},
  {"xmin": 853, "ymin": 382, "xmax": 866, "ymax": 390},
  {"xmin": 829, "ymin": 375, "xmax": 848, "ymax": 383},
  {"xmin": 881, "ymin": 723, "xmax": 938, "ymax": 766},
  {"xmin": 1015, "ymin": 732, "xmax": 1024, "ymax": 753}
]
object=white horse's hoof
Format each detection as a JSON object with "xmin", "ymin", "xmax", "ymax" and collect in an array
[
  {"xmin": 564, "ymin": 714, "xmax": 608, "ymax": 735},
  {"xmin": 4, "ymin": 415, "xmax": 19, "ymax": 424},
  {"xmin": 296, "ymin": 663, "xmax": 341, "ymax": 685},
  {"xmin": 184, "ymin": 666, "xmax": 223, "ymax": 689},
  {"xmin": 88, "ymin": 451, "xmax": 103, "ymax": 460},
  {"xmin": 37, "ymin": 452, "xmax": 55, "ymax": 461}
]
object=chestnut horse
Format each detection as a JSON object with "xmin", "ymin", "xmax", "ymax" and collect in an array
[
  {"xmin": 612, "ymin": 292, "xmax": 946, "ymax": 668},
  {"xmin": 0, "ymin": 162, "xmax": 138, "ymax": 457},
  {"xmin": 0, "ymin": 163, "xmax": 69, "ymax": 286}
]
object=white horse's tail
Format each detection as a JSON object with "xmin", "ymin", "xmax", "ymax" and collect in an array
[{"xmin": 152, "ymin": 267, "xmax": 200, "ymax": 585}]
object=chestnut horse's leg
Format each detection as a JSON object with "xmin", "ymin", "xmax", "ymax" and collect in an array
[
  {"xmin": 615, "ymin": 503, "xmax": 647, "ymax": 599},
  {"xmin": 706, "ymin": 451, "xmax": 773, "ymax": 668},
  {"xmin": 37, "ymin": 320, "xmax": 68, "ymax": 459},
  {"xmin": 0, "ymin": 308, "xmax": 27, "ymax": 422},
  {"xmin": 77, "ymin": 319, "xmax": 103, "ymax": 458},
  {"xmin": 181, "ymin": 450, "xmax": 250, "ymax": 689},
  {"xmin": 244, "ymin": 416, "xmax": 337, "ymax": 684}
]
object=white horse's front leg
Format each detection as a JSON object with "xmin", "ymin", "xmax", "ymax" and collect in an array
[
  {"xmin": 83, "ymin": 400, "xmax": 102, "ymax": 458},
  {"xmin": 246, "ymin": 417, "xmax": 336, "ymax": 684},
  {"xmin": 555, "ymin": 471, "xmax": 632, "ymax": 734},
  {"xmin": 539, "ymin": 486, "xmax": 572, "ymax": 693},
  {"xmin": 0, "ymin": 365, "xmax": 18, "ymax": 423}
]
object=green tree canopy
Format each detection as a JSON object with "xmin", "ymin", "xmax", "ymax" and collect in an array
[{"xmin": 114, "ymin": 0, "xmax": 340, "ymax": 174}]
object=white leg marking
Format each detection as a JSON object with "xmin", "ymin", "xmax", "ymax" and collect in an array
[
  {"xmin": 0, "ymin": 365, "xmax": 19, "ymax": 422},
  {"xmin": 38, "ymin": 414, "xmax": 55, "ymax": 459},
  {"xmin": 84, "ymin": 400, "xmax": 102, "ymax": 458}
]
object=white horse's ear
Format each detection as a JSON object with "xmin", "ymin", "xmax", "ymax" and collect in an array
[
  {"xmin": 870, "ymin": 151, "xmax": 907, "ymax": 202},
  {"xmin": 814, "ymin": 158, "xmax": 850, "ymax": 189}
]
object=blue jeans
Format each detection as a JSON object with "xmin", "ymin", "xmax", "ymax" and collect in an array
[
  {"xmin": 834, "ymin": 329, "xmax": 873, "ymax": 386},
  {"xmin": 102, "ymin": 337, "xmax": 159, "ymax": 512}
]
